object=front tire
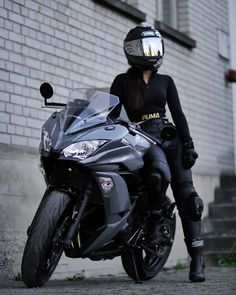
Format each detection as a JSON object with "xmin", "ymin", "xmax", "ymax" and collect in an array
[
  {"xmin": 121, "ymin": 214, "xmax": 176, "ymax": 281},
  {"xmin": 21, "ymin": 190, "xmax": 71, "ymax": 287}
]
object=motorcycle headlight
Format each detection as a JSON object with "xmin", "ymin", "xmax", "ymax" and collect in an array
[{"xmin": 62, "ymin": 140, "xmax": 107, "ymax": 160}]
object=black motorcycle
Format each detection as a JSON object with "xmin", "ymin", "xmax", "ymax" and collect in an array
[{"xmin": 21, "ymin": 83, "xmax": 176, "ymax": 287}]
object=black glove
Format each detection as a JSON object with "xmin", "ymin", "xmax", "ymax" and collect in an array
[{"xmin": 182, "ymin": 141, "xmax": 198, "ymax": 169}]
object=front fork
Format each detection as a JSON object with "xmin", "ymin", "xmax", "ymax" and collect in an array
[{"xmin": 62, "ymin": 184, "xmax": 92, "ymax": 248}]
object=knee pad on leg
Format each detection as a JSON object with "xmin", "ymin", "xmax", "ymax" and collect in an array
[
  {"xmin": 177, "ymin": 191, "xmax": 204, "ymax": 221},
  {"xmin": 147, "ymin": 171, "xmax": 170, "ymax": 208},
  {"xmin": 152, "ymin": 160, "xmax": 171, "ymax": 183},
  {"xmin": 147, "ymin": 172, "xmax": 162, "ymax": 194},
  {"xmin": 188, "ymin": 193, "xmax": 204, "ymax": 221}
]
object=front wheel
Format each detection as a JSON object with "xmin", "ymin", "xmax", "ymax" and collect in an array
[
  {"xmin": 121, "ymin": 214, "xmax": 176, "ymax": 281},
  {"xmin": 21, "ymin": 190, "xmax": 71, "ymax": 287}
]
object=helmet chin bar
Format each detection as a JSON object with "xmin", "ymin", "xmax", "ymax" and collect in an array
[
  {"xmin": 127, "ymin": 55, "xmax": 163, "ymax": 71},
  {"xmin": 132, "ymin": 64, "xmax": 158, "ymax": 72}
]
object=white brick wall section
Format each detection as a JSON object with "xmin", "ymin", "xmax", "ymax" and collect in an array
[
  {"xmin": 0, "ymin": 123, "xmax": 7, "ymax": 133},
  {"xmin": 0, "ymin": 91, "xmax": 10, "ymax": 102},
  {"xmin": 0, "ymin": 0, "xmax": 234, "ymax": 176},
  {"xmin": 178, "ymin": 0, "xmax": 189, "ymax": 33},
  {"xmin": 137, "ymin": 0, "xmax": 157, "ymax": 23},
  {"xmin": 0, "ymin": 112, "xmax": 10, "ymax": 124},
  {"xmin": 11, "ymin": 114, "xmax": 26, "ymax": 127},
  {"xmin": 0, "ymin": 101, "xmax": 5, "ymax": 112},
  {"xmin": 0, "ymin": 133, "xmax": 10, "ymax": 144}
]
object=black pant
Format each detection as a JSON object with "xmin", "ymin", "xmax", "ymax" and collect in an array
[
  {"xmin": 141, "ymin": 119, "xmax": 204, "ymax": 245},
  {"xmin": 142, "ymin": 119, "xmax": 195, "ymax": 205}
]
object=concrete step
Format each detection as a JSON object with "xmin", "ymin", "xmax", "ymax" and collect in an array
[
  {"xmin": 208, "ymin": 203, "xmax": 236, "ymax": 219},
  {"xmin": 204, "ymin": 250, "xmax": 235, "ymax": 266},
  {"xmin": 204, "ymin": 234, "xmax": 236, "ymax": 252},
  {"xmin": 214, "ymin": 187, "xmax": 236, "ymax": 203},
  {"xmin": 220, "ymin": 175, "xmax": 236, "ymax": 188},
  {"xmin": 204, "ymin": 218, "xmax": 236, "ymax": 234}
]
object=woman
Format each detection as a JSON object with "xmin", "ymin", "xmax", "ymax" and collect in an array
[{"xmin": 110, "ymin": 24, "xmax": 205, "ymax": 282}]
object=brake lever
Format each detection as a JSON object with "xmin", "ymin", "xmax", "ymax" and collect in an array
[
  {"xmin": 128, "ymin": 126, "xmax": 162, "ymax": 146},
  {"xmin": 113, "ymin": 119, "xmax": 162, "ymax": 146}
]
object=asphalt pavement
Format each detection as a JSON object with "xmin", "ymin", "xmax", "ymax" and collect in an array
[{"xmin": 0, "ymin": 267, "xmax": 235, "ymax": 295}]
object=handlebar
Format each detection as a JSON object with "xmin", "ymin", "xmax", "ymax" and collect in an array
[{"xmin": 113, "ymin": 118, "xmax": 176, "ymax": 146}]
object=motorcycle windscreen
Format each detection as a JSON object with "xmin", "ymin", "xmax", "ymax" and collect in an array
[{"xmin": 61, "ymin": 91, "xmax": 119, "ymax": 134}]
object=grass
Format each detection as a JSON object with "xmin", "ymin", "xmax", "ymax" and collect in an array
[
  {"xmin": 14, "ymin": 273, "xmax": 22, "ymax": 281},
  {"xmin": 162, "ymin": 261, "xmax": 187, "ymax": 271},
  {"xmin": 173, "ymin": 262, "xmax": 187, "ymax": 270},
  {"xmin": 217, "ymin": 253, "xmax": 236, "ymax": 267}
]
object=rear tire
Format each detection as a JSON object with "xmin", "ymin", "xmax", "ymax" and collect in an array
[
  {"xmin": 21, "ymin": 190, "xmax": 71, "ymax": 287},
  {"xmin": 121, "ymin": 214, "xmax": 176, "ymax": 281}
]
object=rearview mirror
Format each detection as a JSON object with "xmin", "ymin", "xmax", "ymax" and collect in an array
[
  {"xmin": 40, "ymin": 82, "xmax": 53, "ymax": 99},
  {"xmin": 40, "ymin": 83, "xmax": 66, "ymax": 108}
]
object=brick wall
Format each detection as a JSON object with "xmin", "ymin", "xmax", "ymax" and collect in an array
[
  {"xmin": 0, "ymin": 0, "xmax": 134, "ymax": 148},
  {"xmin": 1, "ymin": 0, "xmax": 233, "ymax": 176}
]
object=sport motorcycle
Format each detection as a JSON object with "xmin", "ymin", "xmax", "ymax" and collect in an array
[{"xmin": 21, "ymin": 83, "xmax": 176, "ymax": 287}]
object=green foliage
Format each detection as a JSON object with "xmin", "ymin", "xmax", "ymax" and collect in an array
[
  {"xmin": 217, "ymin": 253, "xmax": 236, "ymax": 267},
  {"xmin": 174, "ymin": 262, "xmax": 186, "ymax": 270},
  {"xmin": 14, "ymin": 273, "xmax": 22, "ymax": 281}
]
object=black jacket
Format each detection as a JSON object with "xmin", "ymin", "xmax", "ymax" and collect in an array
[{"xmin": 110, "ymin": 71, "xmax": 192, "ymax": 143}]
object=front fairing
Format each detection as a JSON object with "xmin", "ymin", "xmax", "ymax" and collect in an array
[
  {"xmin": 40, "ymin": 90, "xmax": 119, "ymax": 152},
  {"xmin": 40, "ymin": 89, "xmax": 149, "ymax": 172},
  {"xmin": 60, "ymin": 90, "xmax": 119, "ymax": 135}
]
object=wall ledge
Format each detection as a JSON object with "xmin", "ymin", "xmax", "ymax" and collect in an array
[
  {"xmin": 93, "ymin": 0, "xmax": 146, "ymax": 22},
  {"xmin": 155, "ymin": 20, "xmax": 196, "ymax": 49}
]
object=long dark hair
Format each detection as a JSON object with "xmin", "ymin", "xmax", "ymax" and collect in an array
[{"xmin": 126, "ymin": 67, "xmax": 145, "ymax": 111}]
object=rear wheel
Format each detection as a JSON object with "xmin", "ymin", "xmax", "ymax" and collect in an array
[
  {"xmin": 121, "ymin": 214, "xmax": 176, "ymax": 281},
  {"xmin": 21, "ymin": 190, "xmax": 71, "ymax": 287}
]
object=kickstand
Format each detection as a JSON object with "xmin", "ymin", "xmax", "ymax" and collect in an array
[{"xmin": 130, "ymin": 249, "xmax": 142, "ymax": 284}]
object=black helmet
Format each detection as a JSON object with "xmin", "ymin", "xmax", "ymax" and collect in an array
[{"xmin": 123, "ymin": 24, "xmax": 164, "ymax": 70}]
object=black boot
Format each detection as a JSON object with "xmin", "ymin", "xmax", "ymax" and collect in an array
[
  {"xmin": 186, "ymin": 240, "xmax": 205, "ymax": 282},
  {"xmin": 182, "ymin": 219, "xmax": 205, "ymax": 282},
  {"xmin": 145, "ymin": 199, "xmax": 171, "ymax": 247}
]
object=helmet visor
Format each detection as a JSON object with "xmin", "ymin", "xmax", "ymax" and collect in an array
[
  {"xmin": 142, "ymin": 37, "xmax": 163, "ymax": 57},
  {"xmin": 124, "ymin": 37, "xmax": 163, "ymax": 57}
]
